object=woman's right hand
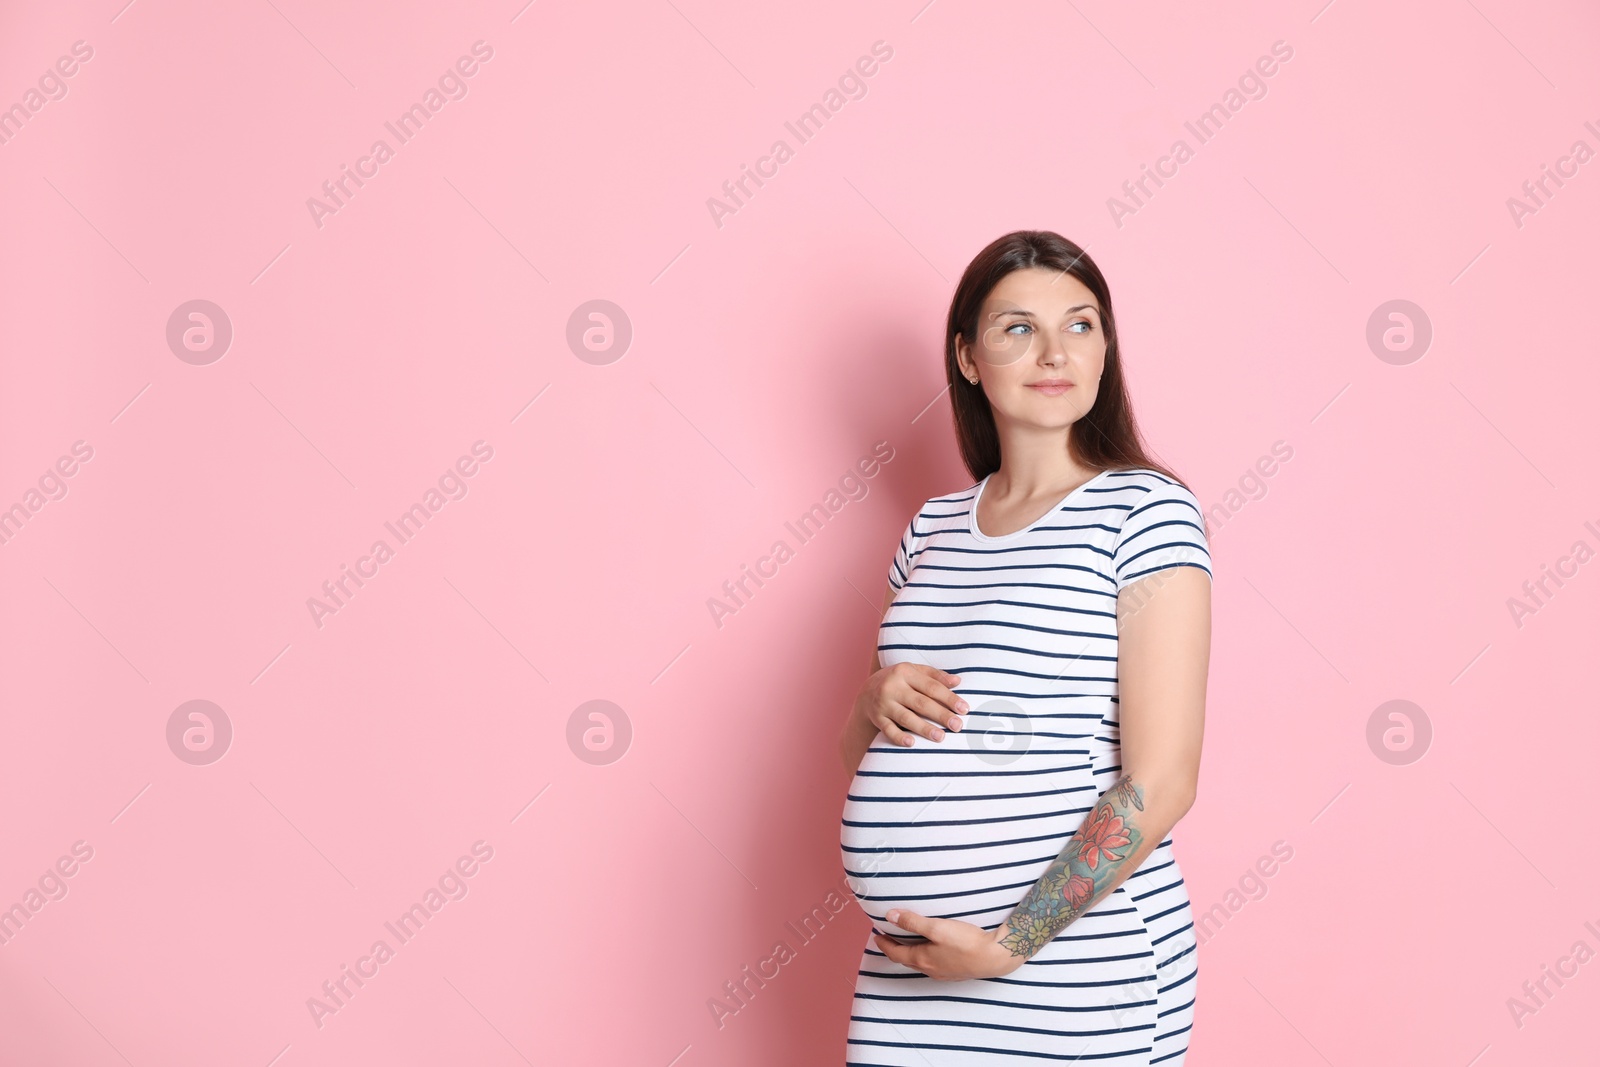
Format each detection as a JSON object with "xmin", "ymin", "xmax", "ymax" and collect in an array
[{"xmin": 854, "ymin": 662, "xmax": 970, "ymax": 746}]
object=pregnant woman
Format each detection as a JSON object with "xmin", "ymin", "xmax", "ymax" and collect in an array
[{"xmin": 837, "ymin": 230, "xmax": 1212, "ymax": 1065}]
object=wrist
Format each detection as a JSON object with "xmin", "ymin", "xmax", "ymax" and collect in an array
[{"xmin": 988, "ymin": 920, "xmax": 1026, "ymax": 970}]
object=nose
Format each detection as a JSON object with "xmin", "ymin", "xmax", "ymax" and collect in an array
[{"xmin": 1037, "ymin": 329, "xmax": 1069, "ymax": 364}]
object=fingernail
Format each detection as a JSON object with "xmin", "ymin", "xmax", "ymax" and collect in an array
[
  {"xmin": 931, "ymin": 729, "xmax": 945, "ymax": 741},
  {"xmin": 887, "ymin": 910, "xmax": 900, "ymax": 922},
  {"xmin": 950, "ymin": 716, "xmax": 963, "ymax": 731}
]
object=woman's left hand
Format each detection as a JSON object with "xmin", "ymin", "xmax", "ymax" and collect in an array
[{"xmin": 872, "ymin": 909, "xmax": 1027, "ymax": 981}]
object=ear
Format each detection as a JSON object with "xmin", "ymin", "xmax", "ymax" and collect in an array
[{"xmin": 953, "ymin": 333, "xmax": 973, "ymax": 378}]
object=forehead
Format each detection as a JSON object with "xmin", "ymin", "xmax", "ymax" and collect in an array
[{"xmin": 984, "ymin": 267, "xmax": 1098, "ymax": 313}]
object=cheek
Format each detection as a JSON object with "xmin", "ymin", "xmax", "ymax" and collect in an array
[{"xmin": 1075, "ymin": 341, "xmax": 1107, "ymax": 376}]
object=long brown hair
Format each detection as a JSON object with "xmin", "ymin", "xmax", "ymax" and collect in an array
[{"xmin": 945, "ymin": 230, "xmax": 1186, "ymax": 489}]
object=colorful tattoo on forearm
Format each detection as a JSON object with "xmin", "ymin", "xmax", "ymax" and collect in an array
[{"xmin": 998, "ymin": 774, "xmax": 1146, "ymax": 959}]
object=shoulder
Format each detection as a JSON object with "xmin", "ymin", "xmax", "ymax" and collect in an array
[
  {"xmin": 902, "ymin": 480, "xmax": 981, "ymax": 532},
  {"xmin": 887, "ymin": 481, "xmax": 980, "ymax": 590},
  {"xmin": 1104, "ymin": 469, "xmax": 1211, "ymax": 587},
  {"xmin": 1101, "ymin": 467, "xmax": 1192, "ymax": 495},
  {"xmin": 1101, "ymin": 468, "xmax": 1203, "ymax": 514},
  {"xmin": 928, "ymin": 479, "xmax": 982, "ymax": 507},
  {"xmin": 1101, "ymin": 468, "xmax": 1207, "ymax": 545}
]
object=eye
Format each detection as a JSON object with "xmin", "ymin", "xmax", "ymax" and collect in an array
[
  {"xmin": 1004, "ymin": 322, "xmax": 1032, "ymax": 335},
  {"xmin": 1068, "ymin": 320, "xmax": 1094, "ymax": 334}
]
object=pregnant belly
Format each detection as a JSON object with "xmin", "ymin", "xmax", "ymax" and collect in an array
[{"xmin": 839, "ymin": 718, "xmax": 1098, "ymax": 938}]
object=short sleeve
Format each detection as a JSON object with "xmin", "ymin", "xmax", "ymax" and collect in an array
[
  {"xmin": 1112, "ymin": 480, "xmax": 1212, "ymax": 591},
  {"xmin": 887, "ymin": 515, "xmax": 920, "ymax": 593}
]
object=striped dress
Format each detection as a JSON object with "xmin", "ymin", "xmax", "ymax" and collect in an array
[{"xmin": 841, "ymin": 467, "xmax": 1211, "ymax": 1065}]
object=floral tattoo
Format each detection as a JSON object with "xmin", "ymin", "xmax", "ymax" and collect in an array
[{"xmin": 998, "ymin": 773, "xmax": 1147, "ymax": 959}]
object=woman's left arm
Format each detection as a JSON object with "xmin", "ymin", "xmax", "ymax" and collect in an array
[{"xmin": 993, "ymin": 564, "xmax": 1212, "ymax": 961}]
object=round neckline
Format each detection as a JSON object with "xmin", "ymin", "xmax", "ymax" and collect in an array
[{"xmin": 968, "ymin": 469, "xmax": 1113, "ymax": 542}]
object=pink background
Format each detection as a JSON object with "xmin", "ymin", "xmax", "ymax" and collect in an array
[{"xmin": 2, "ymin": 0, "xmax": 1597, "ymax": 1063}]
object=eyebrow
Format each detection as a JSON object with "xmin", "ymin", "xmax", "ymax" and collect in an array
[{"xmin": 993, "ymin": 303, "xmax": 1100, "ymax": 317}]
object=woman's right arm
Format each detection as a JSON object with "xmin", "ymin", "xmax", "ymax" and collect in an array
[{"xmin": 837, "ymin": 582, "xmax": 969, "ymax": 773}]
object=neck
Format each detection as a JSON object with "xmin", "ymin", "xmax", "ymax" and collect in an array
[{"xmin": 988, "ymin": 435, "xmax": 1098, "ymax": 499}]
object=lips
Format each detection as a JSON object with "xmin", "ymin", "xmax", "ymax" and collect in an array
[{"xmin": 1027, "ymin": 380, "xmax": 1074, "ymax": 393}]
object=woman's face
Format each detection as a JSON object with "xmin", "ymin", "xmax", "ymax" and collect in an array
[{"xmin": 957, "ymin": 267, "xmax": 1107, "ymax": 431}]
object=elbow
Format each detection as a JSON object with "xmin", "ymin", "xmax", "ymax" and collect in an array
[
  {"xmin": 1171, "ymin": 774, "xmax": 1198, "ymax": 820},
  {"xmin": 1173, "ymin": 783, "xmax": 1196, "ymax": 821},
  {"xmin": 1132, "ymin": 768, "xmax": 1196, "ymax": 822},
  {"xmin": 838, "ymin": 731, "xmax": 861, "ymax": 775}
]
